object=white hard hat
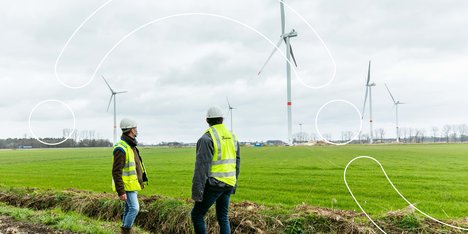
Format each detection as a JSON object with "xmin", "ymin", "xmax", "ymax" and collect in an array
[
  {"xmin": 120, "ymin": 118, "xmax": 137, "ymax": 130},
  {"xmin": 206, "ymin": 106, "xmax": 224, "ymax": 119}
]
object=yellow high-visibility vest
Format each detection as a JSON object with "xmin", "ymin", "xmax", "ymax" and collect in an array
[
  {"xmin": 206, "ymin": 124, "xmax": 238, "ymax": 186},
  {"xmin": 112, "ymin": 140, "xmax": 145, "ymax": 191}
]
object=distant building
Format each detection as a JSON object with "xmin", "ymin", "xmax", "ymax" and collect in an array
[
  {"xmin": 266, "ymin": 140, "xmax": 286, "ymax": 146},
  {"xmin": 155, "ymin": 142, "xmax": 196, "ymax": 147},
  {"xmin": 158, "ymin": 142, "xmax": 184, "ymax": 147}
]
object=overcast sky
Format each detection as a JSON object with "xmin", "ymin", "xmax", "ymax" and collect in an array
[{"xmin": 1, "ymin": 0, "xmax": 468, "ymax": 144}]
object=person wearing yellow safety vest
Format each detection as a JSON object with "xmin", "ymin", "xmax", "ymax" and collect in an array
[
  {"xmin": 112, "ymin": 118, "xmax": 148, "ymax": 234},
  {"xmin": 191, "ymin": 106, "xmax": 240, "ymax": 234}
]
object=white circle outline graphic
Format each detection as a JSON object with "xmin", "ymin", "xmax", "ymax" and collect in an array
[
  {"xmin": 28, "ymin": 100, "xmax": 76, "ymax": 146},
  {"xmin": 315, "ymin": 99, "xmax": 363, "ymax": 146}
]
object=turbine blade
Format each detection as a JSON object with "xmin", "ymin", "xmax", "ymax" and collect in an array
[
  {"xmin": 289, "ymin": 43, "xmax": 298, "ymax": 67},
  {"xmin": 366, "ymin": 61, "xmax": 371, "ymax": 85},
  {"xmin": 280, "ymin": 0, "xmax": 285, "ymax": 35},
  {"xmin": 362, "ymin": 86, "xmax": 369, "ymax": 119},
  {"xmin": 115, "ymin": 91, "xmax": 128, "ymax": 94},
  {"xmin": 226, "ymin": 96, "xmax": 231, "ymax": 108},
  {"xmin": 384, "ymin": 83, "xmax": 396, "ymax": 104},
  {"xmin": 102, "ymin": 76, "xmax": 114, "ymax": 93},
  {"xmin": 106, "ymin": 95, "xmax": 114, "ymax": 112},
  {"xmin": 258, "ymin": 37, "xmax": 284, "ymax": 76}
]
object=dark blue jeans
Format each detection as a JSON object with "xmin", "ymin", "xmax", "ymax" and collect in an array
[{"xmin": 191, "ymin": 184, "xmax": 233, "ymax": 234}]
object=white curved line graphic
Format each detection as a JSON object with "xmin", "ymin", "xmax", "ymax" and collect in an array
[
  {"xmin": 54, "ymin": 0, "xmax": 336, "ymax": 90},
  {"xmin": 89, "ymin": 13, "xmax": 303, "ymax": 91},
  {"xmin": 344, "ymin": 156, "xmax": 468, "ymax": 233},
  {"xmin": 280, "ymin": 0, "xmax": 337, "ymax": 89},
  {"xmin": 54, "ymin": 0, "xmax": 114, "ymax": 89}
]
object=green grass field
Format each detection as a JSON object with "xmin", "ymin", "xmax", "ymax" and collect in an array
[{"xmin": 0, "ymin": 144, "xmax": 466, "ymax": 220}]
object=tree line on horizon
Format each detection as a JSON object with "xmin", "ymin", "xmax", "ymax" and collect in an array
[
  {"xmin": 0, "ymin": 128, "xmax": 112, "ymax": 149},
  {"xmin": 293, "ymin": 124, "xmax": 468, "ymax": 144}
]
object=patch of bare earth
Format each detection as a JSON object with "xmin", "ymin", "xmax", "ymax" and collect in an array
[{"xmin": 0, "ymin": 216, "xmax": 75, "ymax": 234}]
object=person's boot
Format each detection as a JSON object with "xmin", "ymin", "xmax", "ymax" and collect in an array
[{"xmin": 121, "ymin": 227, "xmax": 132, "ymax": 234}]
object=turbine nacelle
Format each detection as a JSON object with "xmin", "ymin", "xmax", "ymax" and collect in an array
[
  {"xmin": 102, "ymin": 76, "xmax": 127, "ymax": 112},
  {"xmin": 282, "ymin": 29, "xmax": 298, "ymax": 38}
]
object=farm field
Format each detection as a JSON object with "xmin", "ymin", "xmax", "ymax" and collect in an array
[{"xmin": 0, "ymin": 144, "xmax": 466, "ymax": 220}]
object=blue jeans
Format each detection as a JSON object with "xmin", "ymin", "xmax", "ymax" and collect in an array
[
  {"xmin": 191, "ymin": 184, "xmax": 233, "ymax": 234},
  {"xmin": 122, "ymin": 191, "xmax": 139, "ymax": 228}
]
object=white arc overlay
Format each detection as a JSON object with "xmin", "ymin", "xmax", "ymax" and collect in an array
[
  {"xmin": 54, "ymin": 0, "xmax": 114, "ymax": 89},
  {"xmin": 344, "ymin": 156, "xmax": 468, "ymax": 233},
  {"xmin": 54, "ymin": 0, "xmax": 336, "ymax": 90}
]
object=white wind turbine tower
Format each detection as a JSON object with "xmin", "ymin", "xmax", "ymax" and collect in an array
[
  {"xmin": 103, "ymin": 76, "xmax": 127, "ymax": 144},
  {"xmin": 257, "ymin": 0, "xmax": 298, "ymax": 145},
  {"xmin": 226, "ymin": 97, "xmax": 236, "ymax": 133},
  {"xmin": 385, "ymin": 83, "xmax": 405, "ymax": 143},
  {"xmin": 361, "ymin": 61, "xmax": 376, "ymax": 144}
]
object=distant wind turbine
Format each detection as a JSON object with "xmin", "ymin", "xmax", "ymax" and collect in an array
[
  {"xmin": 102, "ymin": 76, "xmax": 127, "ymax": 144},
  {"xmin": 226, "ymin": 97, "xmax": 236, "ymax": 133},
  {"xmin": 257, "ymin": 0, "xmax": 298, "ymax": 145},
  {"xmin": 385, "ymin": 83, "xmax": 405, "ymax": 143},
  {"xmin": 361, "ymin": 61, "xmax": 376, "ymax": 144}
]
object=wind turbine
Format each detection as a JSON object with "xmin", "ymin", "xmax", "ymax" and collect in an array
[
  {"xmin": 257, "ymin": 0, "xmax": 298, "ymax": 145},
  {"xmin": 361, "ymin": 61, "xmax": 376, "ymax": 144},
  {"xmin": 385, "ymin": 83, "xmax": 405, "ymax": 143},
  {"xmin": 226, "ymin": 97, "xmax": 236, "ymax": 133},
  {"xmin": 102, "ymin": 76, "xmax": 127, "ymax": 144}
]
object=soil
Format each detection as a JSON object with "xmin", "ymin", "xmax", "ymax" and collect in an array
[{"xmin": 0, "ymin": 216, "xmax": 76, "ymax": 234}]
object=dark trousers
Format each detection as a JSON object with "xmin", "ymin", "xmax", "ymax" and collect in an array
[{"xmin": 191, "ymin": 184, "xmax": 233, "ymax": 234}]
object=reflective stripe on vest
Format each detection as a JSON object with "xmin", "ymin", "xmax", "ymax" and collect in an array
[
  {"xmin": 112, "ymin": 140, "xmax": 142, "ymax": 192},
  {"xmin": 206, "ymin": 124, "xmax": 237, "ymax": 186},
  {"xmin": 124, "ymin": 162, "xmax": 135, "ymax": 168},
  {"xmin": 210, "ymin": 171, "xmax": 236, "ymax": 177},
  {"xmin": 211, "ymin": 159, "xmax": 236, "ymax": 165},
  {"xmin": 210, "ymin": 127, "xmax": 222, "ymax": 160},
  {"xmin": 122, "ymin": 171, "xmax": 137, "ymax": 176}
]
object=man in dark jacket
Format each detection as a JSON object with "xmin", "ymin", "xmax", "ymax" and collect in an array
[
  {"xmin": 191, "ymin": 106, "xmax": 240, "ymax": 234},
  {"xmin": 112, "ymin": 118, "xmax": 148, "ymax": 234}
]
